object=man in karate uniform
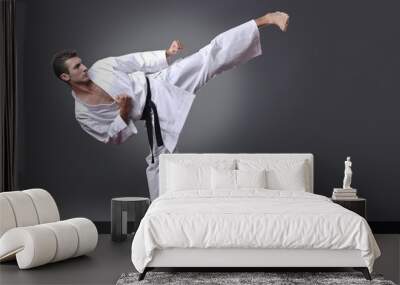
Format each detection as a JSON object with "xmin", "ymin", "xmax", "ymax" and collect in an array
[{"xmin": 52, "ymin": 11, "xmax": 289, "ymax": 201}]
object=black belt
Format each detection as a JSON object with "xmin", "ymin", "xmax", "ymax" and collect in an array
[{"xmin": 140, "ymin": 77, "xmax": 164, "ymax": 164}]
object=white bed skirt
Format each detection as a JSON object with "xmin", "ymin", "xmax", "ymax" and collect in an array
[{"xmin": 147, "ymin": 248, "xmax": 366, "ymax": 268}]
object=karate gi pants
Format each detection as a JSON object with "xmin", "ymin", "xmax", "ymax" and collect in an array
[{"xmin": 145, "ymin": 19, "xmax": 262, "ymax": 201}]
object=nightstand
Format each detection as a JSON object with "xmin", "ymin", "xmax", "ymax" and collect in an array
[
  {"xmin": 331, "ymin": 197, "xmax": 367, "ymax": 219},
  {"xmin": 111, "ymin": 197, "xmax": 150, "ymax": 242}
]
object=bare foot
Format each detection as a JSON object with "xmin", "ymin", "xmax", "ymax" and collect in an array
[{"xmin": 256, "ymin": 11, "xmax": 289, "ymax": 31}]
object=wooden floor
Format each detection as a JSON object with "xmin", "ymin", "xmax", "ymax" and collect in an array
[{"xmin": 0, "ymin": 234, "xmax": 398, "ymax": 285}]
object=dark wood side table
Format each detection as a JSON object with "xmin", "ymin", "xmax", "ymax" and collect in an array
[
  {"xmin": 111, "ymin": 197, "xmax": 150, "ymax": 242},
  {"xmin": 331, "ymin": 197, "xmax": 367, "ymax": 219}
]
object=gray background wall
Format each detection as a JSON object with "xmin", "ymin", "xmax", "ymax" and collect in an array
[{"xmin": 15, "ymin": 0, "xmax": 400, "ymax": 221}]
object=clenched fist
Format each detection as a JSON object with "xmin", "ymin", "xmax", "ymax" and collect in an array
[
  {"xmin": 166, "ymin": 40, "xmax": 184, "ymax": 57},
  {"xmin": 115, "ymin": 95, "xmax": 132, "ymax": 123}
]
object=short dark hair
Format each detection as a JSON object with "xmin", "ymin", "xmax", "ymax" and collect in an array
[{"xmin": 51, "ymin": 49, "xmax": 78, "ymax": 80}]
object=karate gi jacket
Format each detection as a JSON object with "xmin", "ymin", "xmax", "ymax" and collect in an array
[{"xmin": 72, "ymin": 50, "xmax": 195, "ymax": 153}]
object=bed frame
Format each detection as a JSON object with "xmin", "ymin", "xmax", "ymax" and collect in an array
[{"xmin": 139, "ymin": 153, "xmax": 371, "ymax": 280}]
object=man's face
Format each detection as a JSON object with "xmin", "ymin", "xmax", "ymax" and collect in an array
[{"xmin": 60, "ymin": 57, "xmax": 89, "ymax": 84}]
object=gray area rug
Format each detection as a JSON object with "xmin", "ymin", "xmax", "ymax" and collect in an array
[{"xmin": 116, "ymin": 271, "xmax": 396, "ymax": 285}]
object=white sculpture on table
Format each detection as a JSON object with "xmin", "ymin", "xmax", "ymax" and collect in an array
[{"xmin": 342, "ymin": 156, "xmax": 353, "ymax": 189}]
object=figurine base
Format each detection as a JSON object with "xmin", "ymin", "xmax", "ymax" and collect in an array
[{"xmin": 334, "ymin": 188, "xmax": 357, "ymax": 192}]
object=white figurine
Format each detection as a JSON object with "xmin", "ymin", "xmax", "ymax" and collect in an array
[{"xmin": 342, "ymin": 156, "xmax": 353, "ymax": 189}]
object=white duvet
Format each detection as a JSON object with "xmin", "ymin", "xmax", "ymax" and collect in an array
[{"xmin": 131, "ymin": 190, "xmax": 380, "ymax": 273}]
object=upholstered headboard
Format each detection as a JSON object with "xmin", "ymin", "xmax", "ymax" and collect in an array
[{"xmin": 159, "ymin": 153, "xmax": 314, "ymax": 195}]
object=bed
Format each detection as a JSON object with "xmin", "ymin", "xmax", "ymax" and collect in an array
[{"xmin": 131, "ymin": 153, "xmax": 380, "ymax": 280}]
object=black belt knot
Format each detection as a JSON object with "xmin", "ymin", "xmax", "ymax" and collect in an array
[{"xmin": 140, "ymin": 77, "xmax": 164, "ymax": 164}]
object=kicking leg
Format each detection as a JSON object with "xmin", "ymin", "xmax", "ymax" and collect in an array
[{"xmin": 156, "ymin": 11, "xmax": 289, "ymax": 94}]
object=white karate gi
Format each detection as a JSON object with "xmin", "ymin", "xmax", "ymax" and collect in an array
[{"xmin": 73, "ymin": 20, "xmax": 262, "ymax": 200}]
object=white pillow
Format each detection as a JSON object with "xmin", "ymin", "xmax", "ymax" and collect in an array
[
  {"xmin": 167, "ymin": 162, "xmax": 211, "ymax": 191},
  {"xmin": 237, "ymin": 159, "xmax": 307, "ymax": 191},
  {"xmin": 211, "ymin": 168, "xmax": 268, "ymax": 190},
  {"xmin": 166, "ymin": 159, "xmax": 236, "ymax": 192},
  {"xmin": 211, "ymin": 168, "xmax": 236, "ymax": 190},
  {"xmin": 237, "ymin": 169, "xmax": 267, "ymax": 188}
]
